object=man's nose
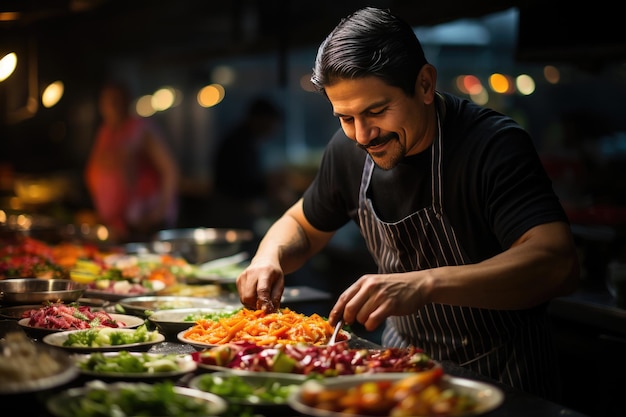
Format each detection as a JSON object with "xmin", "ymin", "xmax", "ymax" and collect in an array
[{"xmin": 354, "ymin": 119, "xmax": 379, "ymax": 146}]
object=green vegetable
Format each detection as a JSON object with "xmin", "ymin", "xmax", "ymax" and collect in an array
[
  {"xmin": 57, "ymin": 381, "xmax": 220, "ymax": 417},
  {"xmin": 183, "ymin": 308, "xmax": 241, "ymax": 322},
  {"xmin": 62, "ymin": 325, "xmax": 158, "ymax": 347},
  {"xmin": 78, "ymin": 351, "xmax": 183, "ymax": 374},
  {"xmin": 194, "ymin": 374, "xmax": 300, "ymax": 405}
]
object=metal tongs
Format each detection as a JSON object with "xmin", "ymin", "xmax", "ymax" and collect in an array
[{"xmin": 328, "ymin": 319, "xmax": 344, "ymax": 345}]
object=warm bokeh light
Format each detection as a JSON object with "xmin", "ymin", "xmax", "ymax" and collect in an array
[
  {"xmin": 96, "ymin": 225, "xmax": 109, "ymax": 241},
  {"xmin": 463, "ymin": 75, "xmax": 483, "ymax": 95},
  {"xmin": 136, "ymin": 95, "xmax": 156, "ymax": 117},
  {"xmin": 544, "ymin": 65, "xmax": 560, "ymax": 84},
  {"xmin": 516, "ymin": 74, "xmax": 535, "ymax": 95},
  {"xmin": 0, "ymin": 52, "xmax": 17, "ymax": 82},
  {"xmin": 151, "ymin": 86, "xmax": 176, "ymax": 111},
  {"xmin": 41, "ymin": 81, "xmax": 64, "ymax": 108},
  {"xmin": 0, "ymin": 12, "xmax": 20, "ymax": 21},
  {"xmin": 197, "ymin": 83, "xmax": 225, "ymax": 108},
  {"xmin": 488, "ymin": 73, "xmax": 511, "ymax": 94}
]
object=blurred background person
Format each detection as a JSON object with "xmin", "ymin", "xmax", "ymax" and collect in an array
[
  {"xmin": 85, "ymin": 80, "xmax": 179, "ymax": 243},
  {"xmin": 211, "ymin": 96, "xmax": 284, "ymax": 231}
]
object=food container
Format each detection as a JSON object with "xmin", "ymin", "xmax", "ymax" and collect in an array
[
  {"xmin": 151, "ymin": 228, "xmax": 255, "ymax": 264},
  {"xmin": 0, "ymin": 279, "xmax": 85, "ymax": 305},
  {"xmin": 147, "ymin": 307, "xmax": 240, "ymax": 338}
]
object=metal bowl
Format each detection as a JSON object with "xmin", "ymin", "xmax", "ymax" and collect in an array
[
  {"xmin": 0, "ymin": 279, "xmax": 86, "ymax": 306},
  {"xmin": 152, "ymin": 228, "xmax": 254, "ymax": 264}
]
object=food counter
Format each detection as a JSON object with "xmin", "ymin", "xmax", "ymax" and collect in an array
[{"xmin": 0, "ymin": 318, "xmax": 590, "ymax": 417}]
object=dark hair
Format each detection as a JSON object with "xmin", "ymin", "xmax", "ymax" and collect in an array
[{"xmin": 311, "ymin": 7, "xmax": 428, "ymax": 97}]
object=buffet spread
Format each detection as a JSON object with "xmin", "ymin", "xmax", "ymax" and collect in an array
[{"xmin": 1, "ymin": 234, "xmax": 574, "ymax": 417}]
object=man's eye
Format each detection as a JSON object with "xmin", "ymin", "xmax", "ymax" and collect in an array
[
  {"xmin": 340, "ymin": 117, "xmax": 354, "ymax": 123},
  {"xmin": 369, "ymin": 109, "xmax": 385, "ymax": 116}
]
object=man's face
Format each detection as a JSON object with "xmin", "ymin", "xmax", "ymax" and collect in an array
[{"xmin": 325, "ymin": 76, "xmax": 431, "ymax": 170}]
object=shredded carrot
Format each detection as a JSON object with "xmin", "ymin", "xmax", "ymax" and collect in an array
[{"xmin": 182, "ymin": 307, "xmax": 342, "ymax": 346}]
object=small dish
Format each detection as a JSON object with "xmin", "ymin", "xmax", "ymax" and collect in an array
[
  {"xmin": 17, "ymin": 313, "xmax": 145, "ymax": 340},
  {"xmin": 71, "ymin": 351, "xmax": 197, "ymax": 380},
  {"xmin": 46, "ymin": 381, "xmax": 227, "ymax": 417},
  {"xmin": 287, "ymin": 373, "xmax": 504, "ymax": 417},
  {"xmin": 42, "ymin": 327, "xmax": 165, "ymax": 353},
  {"xmin": 147, "ymin": 307, "xmax": 240, "ymax": 337}
]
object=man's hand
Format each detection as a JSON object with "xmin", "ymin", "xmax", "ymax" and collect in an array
[
  {"xmin": 329, "ymin": 272, "xmax": 426, "ymax": 330},
  {"xmin": 236, "ymin": 259, "xmax": 284, "ymax": 312}
]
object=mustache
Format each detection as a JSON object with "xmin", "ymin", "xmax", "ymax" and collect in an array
[{"xmin": 357, "ymin": 133, "xmax": 398, "ymax": 150}]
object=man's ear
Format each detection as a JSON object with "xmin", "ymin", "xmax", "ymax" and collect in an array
[{"xmin": 416, "ymin": 64, "xmax": 437, "ymax": 103}]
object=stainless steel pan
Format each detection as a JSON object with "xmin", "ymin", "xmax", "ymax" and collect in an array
[{"xmin": 0, "ymin": 278, "xmax": 85, "ymax": 305}]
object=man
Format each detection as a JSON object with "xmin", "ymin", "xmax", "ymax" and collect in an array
[{"xmin": 236, "ymin": 7, "xmax": 579, "ymax": 400}]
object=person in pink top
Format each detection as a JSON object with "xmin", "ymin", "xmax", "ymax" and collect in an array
[{"xmin": 85, "ymin": 80, "xmax": 179, "ymax": 243}]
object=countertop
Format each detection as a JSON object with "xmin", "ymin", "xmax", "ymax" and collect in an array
[{"xmin": 0, "ymin": 319, "xmax": 590, "ymax": 417}]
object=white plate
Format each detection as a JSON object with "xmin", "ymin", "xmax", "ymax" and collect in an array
[
  {"xmin": 116, "ymin": 295, "xmax": 237, "ymax": 317},
  {"xmin": 287, "ymin": 373, "xmax": 504, "ymax": 417},
  {"xmin": 72, "ymin": 351, "xmax": 197, "ymax": 380},
  {"xmin": 188, "ymin": 371, "xmax": 305, "ymax": 409},
  {"xmin": 179, "ymin": 328, "xmax": 351, "ymax": 350},
  {"xmin": 42, "ymin": 327, "xmax": 165, "ymax": 353},
  {"xmin": 46, "ymin": 381, "xmax": 227, "ymax": 417}
]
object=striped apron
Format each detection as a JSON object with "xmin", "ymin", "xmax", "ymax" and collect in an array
[{"xmin": 357, "ymin": 113, "xmax": 560, "ymax": 400}]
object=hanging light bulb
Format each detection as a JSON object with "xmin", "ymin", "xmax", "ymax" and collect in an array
[
  {"xmin": 41, "ymin": 80, "xmax": 64, "ymax": 108},
  {"xmin": 0, "ymin": 52, "xmax": 17, "ymax": 82}
]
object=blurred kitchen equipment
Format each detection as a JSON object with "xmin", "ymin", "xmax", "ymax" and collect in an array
[
  {"xmin": 0, "ymin": 278, "xmax": 86, "ymax": 305},
  {"xmin": 153, "ymin": 228, "xmax": 254, "ymax": 264}
]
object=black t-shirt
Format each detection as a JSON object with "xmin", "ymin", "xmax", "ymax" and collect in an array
[{"xmin": 302, "ymin": 92, "xmax": 568, "ymax": 263}]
